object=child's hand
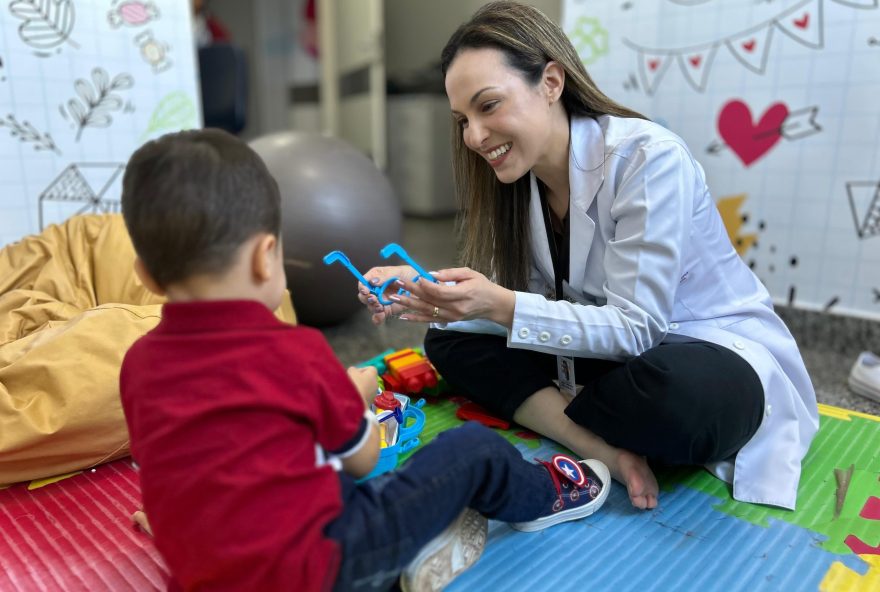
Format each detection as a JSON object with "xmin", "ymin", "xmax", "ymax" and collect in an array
[
  {"xmin": 347, "ymin": 366, "xmax": 379, "ymax": 406},
  {"xmin": 132, "ymin": 509, "xmax": 153, "ymax": 536}
]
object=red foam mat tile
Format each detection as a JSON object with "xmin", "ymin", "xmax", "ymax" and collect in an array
[{"xmin": 0, "ymin": 459, "xmax": 168, "ymax": 591}]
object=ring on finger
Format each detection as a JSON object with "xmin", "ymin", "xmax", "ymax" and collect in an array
[{"xmin": 432, "ymin": 306, "xmax": 440, "ymax": 318}]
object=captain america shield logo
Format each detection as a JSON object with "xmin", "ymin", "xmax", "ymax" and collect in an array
[{"xmin": 551, "ymin": 454, "xmax": 586, "ymax": 487}]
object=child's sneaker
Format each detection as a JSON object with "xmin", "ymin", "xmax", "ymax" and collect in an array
[
  {"xmin": 400, "ymin": 508, "xmax": 488, "ymax": 592},
  {"xmin": 511, "ymin": 454, "xmax": 610, "ymax": 532},
  {"xmin": 848, "ymin": 351, "xmax": 880, "ymax": 403}
]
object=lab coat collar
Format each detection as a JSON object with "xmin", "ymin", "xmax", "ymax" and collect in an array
[{"xmin": 529, "ymin": 116, "xmax": 602, "ymax": 295}]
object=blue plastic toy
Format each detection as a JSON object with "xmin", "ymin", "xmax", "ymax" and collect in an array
[
  {"xmin": 361, "ymin": 393, "xmax": 426, "ymax": 481},
  {"xmin": 323, "ymin": 242, "xmax": 438, "ymax": 305},
  {"xmin": 323, "ymin": 250, "xmax": 399, "ymax": 305},
  {"xmin": 378, "ymin": 243, "xmax": 437, "ymax": 285}
]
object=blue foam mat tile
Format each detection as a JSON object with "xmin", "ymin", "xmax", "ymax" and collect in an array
[{"xmin": 447, "ymin": 478, "xmax": 868, "ymax": 592}]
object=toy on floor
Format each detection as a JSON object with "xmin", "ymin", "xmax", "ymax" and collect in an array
[
  {"xmin": 323, "ymin": 242, "xmax": 438, "ymax": 305},
  {"xmin": 357, "ymin": 348, "xmax": 396, "ymax": 375},
  {"xmin": 364, "ymin": 389, "xmax": 426, "ymax": 480},
  {"xmin": 381, "ymin": 348, "xmax": 438, "ymax": 395},
  {"xmin": 374, "ymin": 389, "xmax": 404, "ymax": 426},
  {"xmin": 455, "ymin": 401, "xmax": 511, "ymax": 430}
]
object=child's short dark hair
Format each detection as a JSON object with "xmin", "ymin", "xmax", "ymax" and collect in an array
[{"xmin": 121, "ymin": 128, "xmax": 281, "ymax": 288}]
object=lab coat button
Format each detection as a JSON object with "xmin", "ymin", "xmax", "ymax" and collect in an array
[
  {"xmin": 766, "ymin": 404, "xmax": 773, "ymax": 416},
  {"xmin": 669, "ymin": 322, "xmax": 679, "ymax": 330},
  {"xmin": 538, "ymin": 331, "xmax": 551, "ymax": 342},
  {"xmin": 518, "ymin": 328, "xmax": 530, "ymax": 339},
  {"xmin": 560, "ymin": 335, "xmax": 572, "ymax": 346},
  {"xmin": 733, "ymin": 340, "xmax": 745, "ymax": 350}
]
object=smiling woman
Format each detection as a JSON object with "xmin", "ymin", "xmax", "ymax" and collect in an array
[
  {"xmin": 446, "ymin": 48, "xmax": 566, "ymax": 195},
  {"xmin": 441, "ymin": 8, "xmax": 645, "ymax": 289},
  {"xmin": 357, "ymin": 0, "xmax": 819, "ymax": 514}
]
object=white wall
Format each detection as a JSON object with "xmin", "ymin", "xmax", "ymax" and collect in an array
[
  {"xmin": 0, "ymin": 0, "xmax": 201, "ymax": 247},
  {"xmin": 563, "ymin": 0, "xmax": 880, "ymax": 319}
]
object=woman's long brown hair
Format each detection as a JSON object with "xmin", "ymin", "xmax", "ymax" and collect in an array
[{"xmin": 441, "ymin": 1, "xmax": 645, "ymax": 290}]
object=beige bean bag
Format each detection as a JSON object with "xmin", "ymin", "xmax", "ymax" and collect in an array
[{"xmin": 0, "ymin": 214, "xmax": 296, "ymax": 486}]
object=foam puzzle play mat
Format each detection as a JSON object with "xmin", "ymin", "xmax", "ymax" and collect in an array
[{"xmin": 1, "ymin": 348, "xmax": 878, "ymax": 591}]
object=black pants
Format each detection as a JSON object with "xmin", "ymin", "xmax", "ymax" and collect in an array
[{"xmin": 424, "ymin": 328, "xmax": 765, "ymax": 466}]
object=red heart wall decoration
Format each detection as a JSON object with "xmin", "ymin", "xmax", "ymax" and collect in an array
[{"xmin": 717, "ymin": 99, "xmax": 789, "ymax": 167}]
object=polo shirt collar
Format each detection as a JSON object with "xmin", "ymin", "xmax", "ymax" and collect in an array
[{"xmin": 157, "ymin": 300, "xmax": 283, "ymax": 333}]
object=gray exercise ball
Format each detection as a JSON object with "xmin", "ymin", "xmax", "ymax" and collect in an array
[{"xmin": 250, "ymin": 131, "xmax": 402, "ymax": 326}]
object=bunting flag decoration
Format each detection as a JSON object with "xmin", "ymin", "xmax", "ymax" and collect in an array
[
  {"xmin": 623, "ymin": 0, "xmax": 876, "ymax": 95},
  {"xmin": 834, "ymin": 0, "xmax": 878, "ymax": 8},
  {"xmin": 845, "ymin": 181, "xmax": 880, "ymax": 239},
  {"xmin": 677, "ymin": 44, "xmax": 718, "ymax": 92},
  {"xmin": 636, "ymin": 50, "xmax": 672, "ymax": 95},
  {"xmin": 725, "ymin": 25, "xmax": 775, "ymax": 74},
  {"xmin": 776, "ymin": 0, "xmax": 823, "ymax": 49}
]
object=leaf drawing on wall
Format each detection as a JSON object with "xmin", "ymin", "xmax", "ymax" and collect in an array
[
  {"xmin": 63, "ymin": 68, "xmax": 134, "ymax": 141},
  {"xmin": 0, "ymin": 113, "xmax": 61, "ymax": 154},
  {"xmin": 141, "ymin": 91, "xmax": 197, "ymax": 140},
  {"xmin": 8, "ymin": 0, "xmax": 80, "ymax": 54}
]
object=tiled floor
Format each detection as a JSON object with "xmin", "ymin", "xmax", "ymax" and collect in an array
[{"xmin": 321, "ymin": 215, "xmax": 880, "ymax": 416}]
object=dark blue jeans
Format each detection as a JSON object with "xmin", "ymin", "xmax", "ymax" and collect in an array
[{"xmin": 324, "ymin": 422, "xmax": 556, "ymax": 591}]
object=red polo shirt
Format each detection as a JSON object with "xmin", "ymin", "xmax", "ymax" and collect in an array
[{"xmin": 120, "ymin": 300, "xmax": 366, "ymax": 591}]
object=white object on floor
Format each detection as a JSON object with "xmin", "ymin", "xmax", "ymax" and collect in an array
[
  {"xmin": 400, "ymin": 508, "xmax": 488, "ymax": 592},
  {"xmin": 848, "ymin": 351, "xmax": 880, "ymax": 403}
]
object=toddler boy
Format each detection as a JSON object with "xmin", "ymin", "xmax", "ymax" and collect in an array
[{"xmin": 119, "ymin": 129, "xmax": 610, "ymax": 591}]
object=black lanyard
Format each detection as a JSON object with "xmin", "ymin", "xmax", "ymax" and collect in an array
[{"xmin": 538, "ymin": 181, "xmax": 569, "ymax": 301}]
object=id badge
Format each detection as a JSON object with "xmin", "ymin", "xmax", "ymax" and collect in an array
[{"xmin": 556, "ymin": 355, "xmax": 577, "ymax": 401}]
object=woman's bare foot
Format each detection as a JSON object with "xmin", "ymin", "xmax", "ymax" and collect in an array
[
  {"xmin": 512, "ymin": 387, "xmax": 660, "ymax": 510},
  {"xmin": 611, "ymin": 450, "xmax": 658, "ymax": 510},
  {"xmin": 132, "ymin": 509, "xmax": 153, "ymax": 536}
]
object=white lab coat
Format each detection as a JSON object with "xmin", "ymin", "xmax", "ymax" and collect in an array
[{"xmin": 443, "ymin": 115, "xmax": 818, "ymax": 509}]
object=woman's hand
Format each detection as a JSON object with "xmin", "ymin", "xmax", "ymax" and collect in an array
[
  {"xmin": 356, "ymin": 265, "xmax": 417, "ymax": 325},
  {"xmin": 392, "ymin": 267, "xmax": 516, "ymax": 328}
]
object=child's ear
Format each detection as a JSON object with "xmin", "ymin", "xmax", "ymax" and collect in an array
[
  {"xmin": 134, "ymin": 257, "xmax": 165, "ymax": 296},
  {"xmin": 251, "ymin": 233, "xmax": 278, "ymax": 283}
]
